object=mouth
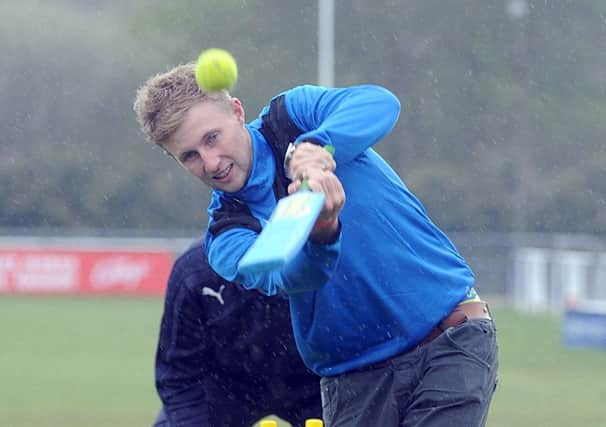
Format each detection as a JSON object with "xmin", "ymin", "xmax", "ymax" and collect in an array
[{"xmin": 213, "ymin": 164, "xmax": 233, "ymax": 181}]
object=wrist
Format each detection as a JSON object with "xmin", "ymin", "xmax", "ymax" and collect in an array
[
  {"xmin": 313, "ymin": 217, "xmax": 338, "ymax": 230},
  {"xmin": 310, "ymin": 217, "xmax": 340, "ymax": 244},
  {"xmin": 283, "ymin": 143, "xmax": 297, "ymax": 179}
]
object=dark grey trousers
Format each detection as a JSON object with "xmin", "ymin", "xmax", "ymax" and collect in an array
[{"xmin": 320, "ymin": 318, "xmax": 499, "ymax": 427}]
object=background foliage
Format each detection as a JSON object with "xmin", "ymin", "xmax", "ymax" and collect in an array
[{"xmin": 2, "ymin": 0, "xmax": 605, "ymax": 233}]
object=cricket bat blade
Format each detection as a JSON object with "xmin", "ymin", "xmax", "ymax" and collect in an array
[{"xmin": 237, "ymin": 191, "xmax": 325, "ymax": 274}]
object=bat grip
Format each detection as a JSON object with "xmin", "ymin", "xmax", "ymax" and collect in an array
[{"xmin": 300, "ymin": 179, "xmax": 310, "ymax": 191}]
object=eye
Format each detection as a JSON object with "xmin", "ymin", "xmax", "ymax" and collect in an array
[
  {"xmin": 205, "ymin": 131, "xmax": 219, "ymax": 146},
  {"xmin": 180, "ymin": 151, "xmax": 198, "ymax": 163}
]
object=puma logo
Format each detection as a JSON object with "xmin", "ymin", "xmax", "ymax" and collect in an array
[{"xmin": 202, "ymin": 285, "xmax": 225, "ymax": 305}]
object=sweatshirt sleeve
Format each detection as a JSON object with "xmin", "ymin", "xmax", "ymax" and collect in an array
[{"xmin": 285, "ymin": 84, "xmax": 401, "ymax": 164}]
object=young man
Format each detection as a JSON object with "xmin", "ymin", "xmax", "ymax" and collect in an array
[
  {"xmin": 135, "ymin": 63, "xmax": 498, "ymax": 426},
  {"xmin": 152, "ymin": 238, "xmax": 321, "ymax": 427}
]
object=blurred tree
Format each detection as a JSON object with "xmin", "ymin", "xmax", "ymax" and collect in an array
[{"xmin": 1, "ymin": 0, "xmax": 605, "ymax": 234}]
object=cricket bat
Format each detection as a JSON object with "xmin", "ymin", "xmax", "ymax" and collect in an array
[{"xmin": 237, "ymin": 146, "xmax": 334, "ymax": 274}]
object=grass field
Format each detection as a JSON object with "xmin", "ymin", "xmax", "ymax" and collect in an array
[{"xmin": 0, "ymin": 297, "xmax": 604, "ymax": 427}]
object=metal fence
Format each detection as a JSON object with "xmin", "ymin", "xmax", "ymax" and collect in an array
[{"xmin": 450, "ymin": 232, "xmax": 606, "ymax": 311}]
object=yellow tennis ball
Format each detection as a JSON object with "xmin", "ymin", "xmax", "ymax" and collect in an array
[{"xmin": 195, "ymin": 48, "xmax": 238, "ymax": 92}]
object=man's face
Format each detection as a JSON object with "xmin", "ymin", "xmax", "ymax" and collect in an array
[{"xmin": 163, "ymin": 98, "xmax": 252, "ymax": 193}]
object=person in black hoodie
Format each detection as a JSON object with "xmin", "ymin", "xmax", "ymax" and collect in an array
[{"xmin": 152, "ymin": 238, "xmax": 321, "ymax": 427}]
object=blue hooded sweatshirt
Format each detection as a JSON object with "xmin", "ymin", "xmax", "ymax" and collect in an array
[{"xmin": 205, "ymin": 84, "xmax": 475, "ymax": 376}]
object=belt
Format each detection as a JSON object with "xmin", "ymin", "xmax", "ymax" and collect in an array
[
  {"xmin": 363, "ymin": 301, "xmax": 492, "ymax": 371},
  {"xmin": 418, "ymin": 301, "xmax": 491, "ymax": 346}
]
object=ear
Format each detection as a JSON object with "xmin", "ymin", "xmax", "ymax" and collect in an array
[{"xmin": 231, "ymin": 98, "xmax": 245, "ymax": 124}]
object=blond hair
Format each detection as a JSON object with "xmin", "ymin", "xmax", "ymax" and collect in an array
[{"xmin": 133, "ymin": 63, "xmax": 231, "ymax": 145}]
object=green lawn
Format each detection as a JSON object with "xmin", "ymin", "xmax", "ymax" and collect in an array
[
  {"xmin": 0, "ymin": 297, "xmax": 604, "ymax": 426},
  {"xmin": 0, "ymin": 297, "xmax": 163, "ymax": 427},
  {"xmin": 488, "ymin": 307, "xmax": 606, "ymax": 427}
]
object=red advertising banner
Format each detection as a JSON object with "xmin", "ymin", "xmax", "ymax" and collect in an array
[{"xmin": 0, "ymin": 247, "xmax": 174, "ymax": 296}]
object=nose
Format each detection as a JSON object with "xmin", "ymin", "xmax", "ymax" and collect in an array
[{"xmin": 202, "ymin": 150, "xmax": 222, "ymax": 175}]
